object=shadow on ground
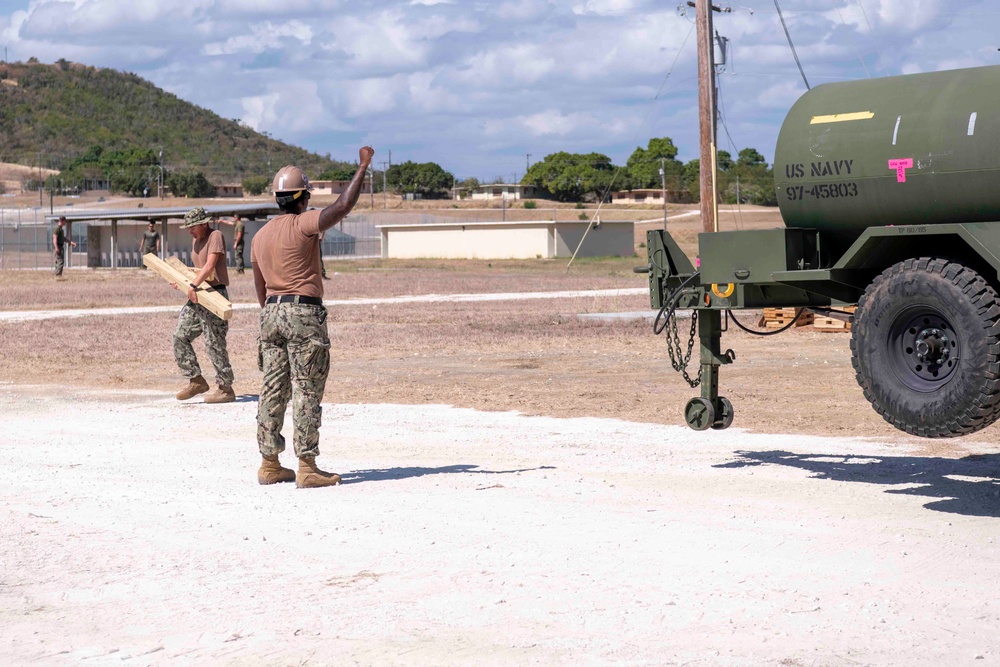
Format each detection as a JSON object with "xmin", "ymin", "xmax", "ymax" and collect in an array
[
  {"xmin": 341, "ymin": 464, "xmax": 556, "ymax": 485},
  {"xmin": 716, "ymin": 450, "xmax": 1000, "ymax": 518}
]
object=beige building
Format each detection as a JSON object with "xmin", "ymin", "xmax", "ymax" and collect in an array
[
  {"xmin": 214, "ymin": 183, "xmax": 244, "ymax": 198},
  {"xmin": 611, "ymin": 189, "xmax": 667, "ymax": 205},
  {"xmin": 469, "ymin": 184, "xmax": 547, "ymax": 201},
  {"xmin": 378, "ymin": 220, "xmax": 634, "ymax": 260},
  {"xmin": 310, "ymin": 180, "xmax": 352, "ymax": 196}
]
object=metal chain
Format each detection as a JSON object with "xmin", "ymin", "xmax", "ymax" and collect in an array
[{"xmin": 665, "ymin": 308, "xmax": 702, "ymax": 387}]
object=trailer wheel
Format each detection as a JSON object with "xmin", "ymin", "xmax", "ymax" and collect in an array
[
  {"xmin": 711, "ymin": 397, "xmax": 734, "ymax": 430},
  {"xmin": 851, "ymin": 258, "xmax": 1000, "ymax": 437},
  {"xmin": 684, "ymin": 397, "xmax": 715, "ymax": 431}
]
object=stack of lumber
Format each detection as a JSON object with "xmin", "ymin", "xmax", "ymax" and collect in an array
[
  {"xmin": 813, "ymin": 306, "xmax": 857, "ymax": 332},
  {"xmin": 756, "ymin": 307, "xmax": 814, "ymax": 329},
  {"xmin": 142, "ymin": 253, "xmax": 233, "ymax": 321}
]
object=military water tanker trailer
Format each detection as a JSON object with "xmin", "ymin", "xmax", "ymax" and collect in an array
[{"xmin": 640, "ymin": 65, "xmax": 1000, "ymax": 438}]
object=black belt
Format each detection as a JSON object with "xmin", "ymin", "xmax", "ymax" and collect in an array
[{"xmin": 266, "ymin": 295, "xmax": 323, "ymax": 306}]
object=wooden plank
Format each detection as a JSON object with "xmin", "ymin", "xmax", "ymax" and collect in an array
[
  {"xmin": 142, "ymin": 253, "xmax": 232, "ymax": 321},
  {"xmin": 757, "ymin": 307, "xmax": 813, "ymax": 328},
  {"xmin": 165, "ymin": 255, "xmax": 217, "ymax": 285},
  {"xmin": 812, "ymin": 306, "xmax": 856, "ymax": 333}
]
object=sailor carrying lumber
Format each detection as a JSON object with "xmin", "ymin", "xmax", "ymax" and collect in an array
[{"xmin": 171, "ymin": 207, "xmax": 236, "ymax": 404}]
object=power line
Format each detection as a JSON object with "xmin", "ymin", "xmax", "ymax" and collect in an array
[
  {"xmin": 773, "ymin": 0, "xmax": 810, "ymax": 90},
  {"xmin": 856, "ymin": 0, "xmax": 890, "ymax": 77},
  {"xmin": 836, "ymin": 7, "xmax": 871, "ymax": 78}
]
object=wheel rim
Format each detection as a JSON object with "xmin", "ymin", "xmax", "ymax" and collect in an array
[
  {"xmin": 887, "ymin": 306, "xmax": 960, "ymax": 392},
  {"xmin": 684, "ymin": 397, "xmax": 715, "ymax": 431}
]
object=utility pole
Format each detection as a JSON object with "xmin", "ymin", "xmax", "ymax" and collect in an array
[
  {"xmin": 526, "ymin": 153, "xmax": 532, "ymax": 174},
  {"xmin": 660, "ymin": 157, "xmax": 667, "ymax": 229},
  {"xmin": 379, "ymin": 160, "xmax": 389, "ymax": 208},
  {"xmin": 693, "ymin": 0, "xmax": 728, "ymax": 234}
]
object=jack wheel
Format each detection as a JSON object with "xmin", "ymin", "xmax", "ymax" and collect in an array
[
  {"xmin": 684, "ymin": 397, "xmax": 716, "ymax": 431},
  {"xmin": 711, "ymin": 397, "xmax": 734, "ymax": 430}
]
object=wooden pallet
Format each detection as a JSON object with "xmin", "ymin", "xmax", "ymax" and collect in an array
[
  {"xmin": 812, "ymin": 306, "xmax": 856, "ymax": 332},
  {"xmin": 757, "ymin": 307, "xmax": 814, "ymax": 328}
]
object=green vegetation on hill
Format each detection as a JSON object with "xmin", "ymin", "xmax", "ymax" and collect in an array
[{"xmin": 0, "ymin": 60, "xmax": 351, "ymax": 189}]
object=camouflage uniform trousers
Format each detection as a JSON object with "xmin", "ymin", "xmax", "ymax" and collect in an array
[
  {"xmin": 54, "ymin": 249, "xmax": 64, "ymax": 276},
  {"xmin": 173, "ymin": 287, "xmax": 235, "ymax": 387},
  {"xmin": 257, "ymin": 303, "xmax": 330, "ymax": 459},
  {"xmin": 233, "ymin": 242, "xmax": 245, "ymax": 273},
  {"xmin": 140, "ymin": 245, "xmax": 156, "ymax": 269}
]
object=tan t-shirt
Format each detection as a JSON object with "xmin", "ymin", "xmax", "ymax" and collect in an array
[
  {"xmin": 192, "ymin": 229, "xmax": 229, "ymax": 287},
  {"xmin": 250, "ymin": 209, "xmax": 323, "ymax": 299}
]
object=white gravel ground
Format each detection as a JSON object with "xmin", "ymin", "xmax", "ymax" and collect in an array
[{"xmin": 2, "ymin": 383, "xmax": 999, "ymax": 666}]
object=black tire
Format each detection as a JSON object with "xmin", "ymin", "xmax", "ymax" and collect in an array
[{"xmin": 851, "ymin": 258, "xmax": 1000, "ymax": 437}]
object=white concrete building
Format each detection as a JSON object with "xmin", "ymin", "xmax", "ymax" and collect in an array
[
  {"xmin": 378, "ymin": 220, "xmax": 634, "ymax": 260},
  {"xmin": 611, "ymin": 189, "xmax": 667, "ymax": 205},
  {"xmin": 469, "ymin": 184, "xmax": 548, "ymax": 201}
]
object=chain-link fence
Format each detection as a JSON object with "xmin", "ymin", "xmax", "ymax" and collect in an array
[
  {"xmin": 0, "ymin": 209, "xmax": 88, "ymax": 271},
  {"xmin": 0, "ymin": 207, "xmax": 652, "ymax": 269}
]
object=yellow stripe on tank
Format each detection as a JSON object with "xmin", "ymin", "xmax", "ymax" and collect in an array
[{"xmin": 810, "ymin": 111, "xmax": 875, "ymax": 124}]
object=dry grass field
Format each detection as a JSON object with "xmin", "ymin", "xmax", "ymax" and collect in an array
[{"xmin": 0, "ymin": 249, "xmax": 965, "ymax": 446}]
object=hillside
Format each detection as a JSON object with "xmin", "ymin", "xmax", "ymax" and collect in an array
[{"xmin": 0, "ymin": 60, "xmax": 348, "ymax": 184}]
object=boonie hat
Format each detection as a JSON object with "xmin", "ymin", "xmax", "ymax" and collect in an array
[{"xmin": 181, "ymin": 207, "xmax": 212, "ymax": 228}]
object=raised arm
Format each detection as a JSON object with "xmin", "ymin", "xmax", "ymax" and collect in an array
[{"xmin": 317, "ymin": 146, "xmax": 374, "ymax": 233}]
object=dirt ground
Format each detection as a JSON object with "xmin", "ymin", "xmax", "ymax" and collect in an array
[{"xmin": 2, "ymin": 249, "xmax": 1000, "ymax": 665}]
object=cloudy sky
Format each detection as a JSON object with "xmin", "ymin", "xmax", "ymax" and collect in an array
[{"xmin": 1, "ymin": 0, "xmax": 998, "ymax": 180}]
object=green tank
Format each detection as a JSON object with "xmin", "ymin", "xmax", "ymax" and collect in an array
[
  {"xmin": 774, "ymin": 65, "xmax": 1000, "ymax": 255},
  {"xmin": 644, "ymin": 65, "xmax": 1000, "ymax": 439}
]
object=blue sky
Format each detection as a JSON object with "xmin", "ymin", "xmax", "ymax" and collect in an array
[{"xmin": 2, "ymin": 0, "xmax": 998, "ymax": 180}]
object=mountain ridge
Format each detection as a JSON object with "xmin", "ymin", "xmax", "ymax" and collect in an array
[{"xmin": 0, "ymin": 59, "xmax": 348, "ymax": 185}]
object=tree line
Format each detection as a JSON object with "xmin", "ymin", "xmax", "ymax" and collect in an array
[
  {"xmin": 332, "ymin": 137, "xmax": 776, "ymax": 205},
  {"xmin": 520, "ymin": 137, "xmax": 775, "ymax": 205}
]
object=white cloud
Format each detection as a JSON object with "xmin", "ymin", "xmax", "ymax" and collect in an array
[
  {"xmin": 240, "ymin": 80, "xmax": 326, "ymax": 137},
  {"xmin": 0, "ymin": 0, "xmax": 994, "ymax": 177},
  {"xmin": 517, "ymin": 110, "xmax": 599, "ymax": 137},
  {"xmin": 571, "ymin": 0, "xmax": 642, "ymax": 17},
  {"xmin": 204, "ymin": 20, "xmax": 314, "ymax": 56}
]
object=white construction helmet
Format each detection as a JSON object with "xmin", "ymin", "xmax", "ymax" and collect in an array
[{"xmin": 272, "ymin": 165, "xmax": 313, "ymax": 206}]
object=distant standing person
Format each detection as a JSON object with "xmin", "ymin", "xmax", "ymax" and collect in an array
[
  {"xmin": 251, "ymin": 147, "xmax": 374, "ymax": 488},
  {"xmin": 232, "ymin": 214, "xmax": 246, "ymax": 274},
  {"xmin": 217, "ymin": 214, "xmax": 247, "ymax": 274},
  {"xmin": 139, "ymin": 221, "xmax": 160, "ymax": 268},
  {"xmin": 52, "ymin": 216, "xmax": 77, "ymax": 278},
  {"xmin": 173, "ymin": 207, "xmax": 236, "ymax": 404}
]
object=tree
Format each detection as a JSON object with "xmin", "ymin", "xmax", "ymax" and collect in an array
[
  {"xmin": 167, "ymin": 171, "xmax": 214, "ymax": 197},
  {"xmin": 736, "ymin": 147, "xmax": 766, "ymax": 167},
  {"xmin": 624, "ymin": 137, "xmax": 683, "ymax": 190},
  {"xmin": 318, "ymin": 166, "xmax": 357, "ymax": 181},
  {"xmin": 522, "ymin": 152, "xmax": 616, "ymax": 202},
  {"xmin": 386, "ymin": 161, "xmax": 453, "ymax": 198},
  {"xmin": 682, "ymin": 159, "xmax": 701, "ymax": 202},
  {"xmin": 455, "ymin": 177, "xmax": 480, "ymax": 199},
  {"xmin": 716, "ymin": 150, "xmax": 733, "ymax": 172},
  {"xmin": 242, "ymin": 175, "xmax": 269, "ymax": 196},
  {"xmin": 719, "ymin": 147, "xmax": 775, "ymax": 206}
]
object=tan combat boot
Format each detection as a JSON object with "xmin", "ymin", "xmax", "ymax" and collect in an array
[
  {"xmin": 176, "ymin": 375, "xmax": 209, "ymax": 401},
  {"xmin": 204, "ymin": 385, "xmax": 236, "ymax": 404},
  {"xmin": 258, "ymin": 455, "xmax": 295, "ymax": 485},
  {"xmin": 296, "ymin": 457, "xmax": 342, "ymax": 488}
]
